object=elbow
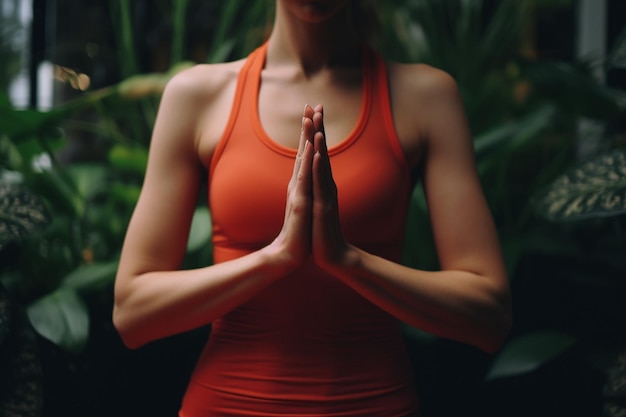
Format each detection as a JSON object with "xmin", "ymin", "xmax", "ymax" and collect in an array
[
  {"xmin": 112, "ymin": 305, "xmax": 146, "ymax": 350},
  {"xmin": 475, "ymin": 278, "xmax": 513, "ymax": 353}
]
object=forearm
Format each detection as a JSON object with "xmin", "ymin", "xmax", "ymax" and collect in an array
[
  {"xmin": 327, "ymin": 246, "xmax": 512, "ymax": 352},
  {"xmin": 113, "ymin": 247, "xmax": 291, "ymax": 348}
]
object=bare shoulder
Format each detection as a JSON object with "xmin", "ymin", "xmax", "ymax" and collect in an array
[
  {"xmin": 388, "ymin": 61, "xmax": 468, "ymax": 142},
  {"xmin": 156, "ymin": 59, "xmax": 246, "ymax": 159},
  {"xmin": 386, "ymin": 61, "xmax": 463, "ymax": 168},
  {"xmin": 388, "ymin": 61, "xmax": 461, "ymax": 107},
  {"xmin": 161, "ymin": 59, "xmax": 245, "ymax": 112}
]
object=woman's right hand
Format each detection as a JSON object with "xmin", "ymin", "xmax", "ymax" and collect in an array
[{"xmin": 265, "ymin": 105, "xmax": 316, "ymax": 270}]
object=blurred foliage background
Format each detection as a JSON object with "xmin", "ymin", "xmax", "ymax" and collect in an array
[{"xmin": 1, "ymin": 0, "xmax": 625, "ymax": 416}]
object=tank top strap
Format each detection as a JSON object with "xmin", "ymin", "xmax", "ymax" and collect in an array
[
  {"xmin": 209, "ymin": 43, "xmax": 268, "ymax": 179},
  {"xmin": 211, "ymin": 43, "xmax": 408, "ymax": 179},
  {"xmin": 366, "ymin": 47, "xmax": 409, "ymax": 171}
]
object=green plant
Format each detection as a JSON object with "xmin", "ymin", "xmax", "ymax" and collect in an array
[
  {"xmin": 0, "ymin": 183, "xmax": 51, "ymax": 251},
  {"xmin": 0, "ymin": 0, "xmax": 272, "ymax": 353},
  {"xmin": 486, "ymin": 29, "xmax": 626, "ymax": 386},
  {"xmin": 2, "ymin": 2, "xmax": 625, "ymax": 415},
  {"xmin": 377, "ymin": 0, "xmax": 626, "ymax": 395}
]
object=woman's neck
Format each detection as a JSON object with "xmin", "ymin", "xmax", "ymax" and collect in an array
[{"xmin": 266, "ymin": 2, "xmax": 361, "ymax": 76}]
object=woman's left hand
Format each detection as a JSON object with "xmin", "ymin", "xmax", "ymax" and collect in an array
[{"xmin": 309, "ymin": 105, "xmax": 352, "ymax": 270}]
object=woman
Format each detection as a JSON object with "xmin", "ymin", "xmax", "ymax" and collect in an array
[{"xmin": 113, "ymin": 1, "xmax": 512, "ymax": 416}]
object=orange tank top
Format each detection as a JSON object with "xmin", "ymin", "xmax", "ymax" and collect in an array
[{"xmin": 180, "ymin": 42, "xmax": 418, "ymax": 417}]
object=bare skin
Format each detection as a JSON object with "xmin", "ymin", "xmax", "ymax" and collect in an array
[{"xmin": 113, "ymin": 0, "xmax": 512, "ymax": 352}]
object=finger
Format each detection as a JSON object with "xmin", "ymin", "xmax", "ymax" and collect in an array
[
  {"xmin": 299, "ymin": 104, "xmax": 315, "ymax": 162},
  {"xmin": 298, "ymin": 138, "xmax": 314, "ymax": 198},
  {"xmin": 309, "ymin": 105, "xmax": 331, "ymax": 190},
  {"xmin": 304, "ymin": 104, "xmax": 315, "ymax": 121},
  {"xmin": 313, "ymin": 130, "xmax": 335, "ymax": 200},
  {"xmin": 292, "ymin": 116, "xmax": 314, "ymax": 180},
  {"xmin": 286, "ymin": 138, "xmax": 313, "ymax": 228},
  {"xmin": 304, "ymin": 104, "xmax": 316, "ymax": 146},
  {"xmin": 284, "ymin": 123, "xmax": 314, "ymax": 230},
  {"xmin": 312, "ymin": 105, "xmax": 325, "ymax": 137},
  {"xmin": 312, "ymin": 131, "xmax": 342, "ymax": 246},
  {"xmin": 297, "ymin": 104, "xmax": 314, "ymax": 156}
]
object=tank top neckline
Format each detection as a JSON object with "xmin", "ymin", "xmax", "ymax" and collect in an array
[{"xmin": 249, "ymin": 42, "xmax": 373, "ymax": 158}]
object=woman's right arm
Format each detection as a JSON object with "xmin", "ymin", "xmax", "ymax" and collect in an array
[{"xmin": 113, "ymin": 71, "xmax": 315, "ymax": 349}]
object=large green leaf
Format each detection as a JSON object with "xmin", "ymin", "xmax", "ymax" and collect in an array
[
  {"xmin": 108, "ymin": 181, "xmax": 141, "ymax": 206},
  {"xmin": 0, "ymin": 182, "xmax": 50, "ymax": 250},
  {"xmin": 26, "ymin": 288, "xmax": 89, "ymax": 354},
  {"xmin": 526, "ymin": 61, "xmax": 626, "ymax": 120},
  {"xmin": 108, "ymin": 144, "xmax": 148, "ymax": 174},
  {"xmin": 486, "ymin": 330, "xmax": 577, "ymax": 380},
  {"xmin": 187, "ymin": 207, "xmax": 212, "ymax": 252},
  {"xmin": 61, "ymin": 262, "xmax": 119, "ymax": 293},
  {"xmin": 67, "ymin": 164, "xmax": 108, "ymax": 201},
  {"xmin": 0, "ymin": 134, "xmax": 24, "ymax": 169},
  {"xmin": 28, "ymin": 169, "xmax": 85, "ymax": 217},
  {"xmin": 534, "ymin": 149, "xmax": 626, "ymax": 221},
  {"xmin": 108, "ymin": 182, "xmax": 141, "ymax": 205},
  {"xmin": 473, "ymin": 104, "xmax": 556, "ymax": 159},
  {"xmin": 608, "ymin": 26, "xmax": 626, "ymax": 70},
  {"xmin": 0, "ymin": 95, "xmax": 69, "ymax": 139}
]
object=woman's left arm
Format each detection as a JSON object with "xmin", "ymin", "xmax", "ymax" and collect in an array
[{"xmin": 310, "ymin": 67, "xmax": 512, "ymax": 354}]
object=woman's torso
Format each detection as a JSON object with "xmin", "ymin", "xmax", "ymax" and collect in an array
[{"xmin": 180, "ymin": 43, "xmax": 425, "ymax": 417}]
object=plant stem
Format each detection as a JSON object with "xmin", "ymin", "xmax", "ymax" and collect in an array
[
  {"xmin": 170, "ymin": 0, "xmax": 188, "ymax": 66},
  {"xmin": 113, "ymin": 0, "xmax": 139, "ymax": 78}
]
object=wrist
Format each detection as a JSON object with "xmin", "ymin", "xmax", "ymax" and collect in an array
[
  {"xmin": 316, "ymin": 243, "xmax": 361, "ymax": 274},
  {"xmin": 259, "ymin": 239, "xmax": 308, "ymax": 275}
]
